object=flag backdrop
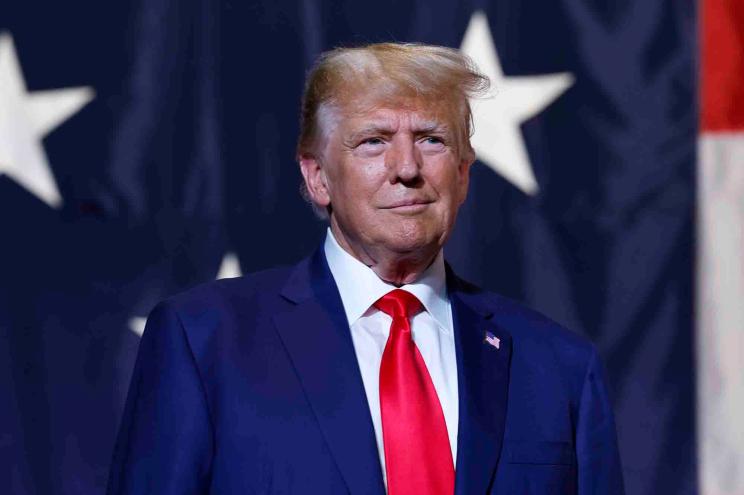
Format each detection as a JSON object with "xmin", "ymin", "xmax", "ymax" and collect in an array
[
  {"xmin": 699, "ymin": 0, "xmax": 744, "ymax": 493},
  {"xmin": 1, "ymin": 0, "xmax": 740, "ymax": 493}
]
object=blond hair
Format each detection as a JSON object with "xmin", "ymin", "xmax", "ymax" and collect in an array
[{"xmin": 297, "ymin": 42, "xmax": 489, "ymax": 159}]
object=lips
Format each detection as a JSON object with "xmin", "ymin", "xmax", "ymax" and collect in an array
[{"xmin": 382, "ymin": 198, "xmax": 434, "ymax": 209}]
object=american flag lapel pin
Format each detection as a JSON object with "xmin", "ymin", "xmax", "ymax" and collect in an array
[{"xmin": 484, "ymin": 331, "xmax": 500, "ymax": 350}]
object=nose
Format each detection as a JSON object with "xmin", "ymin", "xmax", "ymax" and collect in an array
[{"xmin": 386, "ymin": 136, "xmax": 421, "ymax": 184}]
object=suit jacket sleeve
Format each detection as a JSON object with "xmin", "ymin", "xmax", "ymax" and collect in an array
[
  {"xmin": 576, "ymin": 347, "xmax": 625, "ymax": 495},
  {"xmin": 107, "ymin": 302, "xmax": 213, "ymax": 494}
]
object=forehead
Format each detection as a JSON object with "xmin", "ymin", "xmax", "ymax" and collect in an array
[{"xmin": 336, "ymin": 97, "xmax": 455, "ymax": 133}]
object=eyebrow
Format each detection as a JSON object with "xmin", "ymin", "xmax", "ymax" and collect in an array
[
  {"xmin": 348, "ymin": 124, "xmax": 396, "ymax": 140},
  {"xmin": 413, "ymin": 121, "xmax": 449, "ymax": 135}
]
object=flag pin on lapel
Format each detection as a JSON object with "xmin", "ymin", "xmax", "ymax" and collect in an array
[{"xmin": 484, "ymin": 331, "xmax": 500, "ymax": 350}]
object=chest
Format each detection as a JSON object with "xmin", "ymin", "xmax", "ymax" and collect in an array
[{"xmin": 201, "ymin": 328, "xmax": 578, "ymax": 495}]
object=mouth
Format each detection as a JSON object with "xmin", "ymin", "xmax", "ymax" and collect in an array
[{"xmin": 381, "ymin": 199, "xmax": 434, "ymax": 213}]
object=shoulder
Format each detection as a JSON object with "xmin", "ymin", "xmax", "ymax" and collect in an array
[
  {"xmin": 486, "ymin": 291, "xmax": 592, "ymax": 356},
  {"xmin": 165, "ymin": 265, "xmax": 293, "ymax": 312},
  {"xmin": 451, "ymin": 274, "xmax": 598, "ymax": 383},
  {"xmin": 454, "ymin": 274, "xmax": 592, "ymax": 348},
  {"xmin": 144, "ymin": 264, "xmax": 296, "ymax": 343},
  {"xmin": 137, "ymin": 263, "xmax": 303, "ymax": 375}
]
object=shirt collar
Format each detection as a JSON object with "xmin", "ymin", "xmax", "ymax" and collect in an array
[{"xmin": 323, "ymin": 228, "xmax": 451, "ymax": 333}]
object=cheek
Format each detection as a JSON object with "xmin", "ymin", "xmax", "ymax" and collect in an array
[
  {"xmin": 431, "ymin": 162, "xmax": 465, "ymax": 202},
  {"xmin": 338, "ymin": 160, "xmax": 387, "ymax": 196}
]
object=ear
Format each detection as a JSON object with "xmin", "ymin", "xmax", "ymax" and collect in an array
[
  {"xmin": 299, "ymin": 153, "xmax": 331, "ymax": 207},
  {"xmin": 456, "ymin": 148, "xmax": 475, "ymax": 204}
]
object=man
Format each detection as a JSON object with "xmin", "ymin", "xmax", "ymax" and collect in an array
[{"xmin": 107, "ymin": 43, "xmax": 624, "ymax": 494}]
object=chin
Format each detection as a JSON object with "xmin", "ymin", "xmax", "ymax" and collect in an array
[{"xmin": 381, "ymin": 226, "xmax": 440, "ymax": 255}]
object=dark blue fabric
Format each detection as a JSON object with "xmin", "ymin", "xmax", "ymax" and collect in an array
[
  {"xmin": 1, "ymin": 2, "xmax": 224, "ymax": 493},
  {"xmin": 107, "ymin": 249, "xmax": 623, "ymax": 494}
]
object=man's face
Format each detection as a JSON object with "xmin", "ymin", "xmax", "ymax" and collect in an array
[{"xmin": 301, "ymin": 98, "xmax": 472, "ymax": 263}]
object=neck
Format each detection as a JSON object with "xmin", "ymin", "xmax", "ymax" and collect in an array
[{"xmin": 329, "ymin": 223, "xmax": 439, "ymax": 286}]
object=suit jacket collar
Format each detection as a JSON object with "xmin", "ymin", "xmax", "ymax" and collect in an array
[
  {"xmin": 274, "ymin": 248, "xmax": 385, "ymax": 495},
  {"xmin": 275, "ymin": 249, "xmax": 512, "ymax": 495},
  {"xmin": 447, "ymin": 265, "xmax": 512, "ymax": 495}
]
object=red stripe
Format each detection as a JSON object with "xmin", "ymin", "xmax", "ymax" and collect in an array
[{"xmin": 702, "ymin": 0, "xmax": 744, "ymax": 131}]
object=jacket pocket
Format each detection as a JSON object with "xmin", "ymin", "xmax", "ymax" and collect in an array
[{"xmin": 503, "ymin": 440, "xmax": 575, "ymax": 465}]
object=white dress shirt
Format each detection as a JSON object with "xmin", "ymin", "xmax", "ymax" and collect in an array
[{"xmin": 323, "ymin": 229, "xmax": 459, "ymax": 484}]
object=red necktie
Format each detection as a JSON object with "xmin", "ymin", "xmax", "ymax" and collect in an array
[{"xmin": 375, "ymin": 289, "xmax": 455, "ymax": 495}]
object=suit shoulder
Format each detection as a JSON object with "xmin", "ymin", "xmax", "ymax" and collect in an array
[
  {"xmin": 492, "ymin": 293, "xmax": 591, "ymax": 350},
  {"xmin": 471, "ymin": 288, "xmax": 601, "ymax": 396},
  {"xmin": 142, "ymin": 264, "xmax": 297, "ymax": 364},
  {"xmin": 457, "ymin": 278, "xmax": 597, "ymax": 363},
  {"xmin": 161, "ymin": 264, "xmax": 294, "ymax": 316}
]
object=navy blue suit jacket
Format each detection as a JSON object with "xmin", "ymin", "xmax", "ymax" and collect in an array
[{"xmin": 107, "ymin": 248, "xmax": 624, "ymax": 494}]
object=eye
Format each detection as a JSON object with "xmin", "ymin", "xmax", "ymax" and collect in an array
[
  {"xmin": 353, "ymin": 136, "xmax": 387, "ymax": 157},
  {"xmin": 360, "ymin": 137, "xmax": 385, "ymax": 146},
  {"xmin": 419, "ymin": 135, "xmax": 447, "ymax": 152}
]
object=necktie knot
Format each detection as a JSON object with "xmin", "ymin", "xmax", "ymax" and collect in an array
[{"xmin": 374, "ymin": 289, "xmax": 423, "ymax": 320}]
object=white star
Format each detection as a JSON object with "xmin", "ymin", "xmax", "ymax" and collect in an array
[
  {"xmin": 129, "ymin": 317, "xmax": 147, "ymax": 338},
  {"xmin": 216, "ymin": 252, "xmax": 242, "ymax": 280},
  {"xmin": 461, "ymin": 12, "xmax": 574, "ymax": 195},
  {"xmin": 129, "ymin": 252, "xmax": 243, "ymax": 337},
  {"xmin": 0, "ymin": 32, "xmax": 94, "ymax": 207}
]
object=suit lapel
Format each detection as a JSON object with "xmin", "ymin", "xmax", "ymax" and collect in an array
[
  {"xmin": 273, "ymin": 250, "xmax": 385, "ymax": 495},
  {"xmin": 450, "ymin": 274, "xmax": 512, "ymax": 495}
]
